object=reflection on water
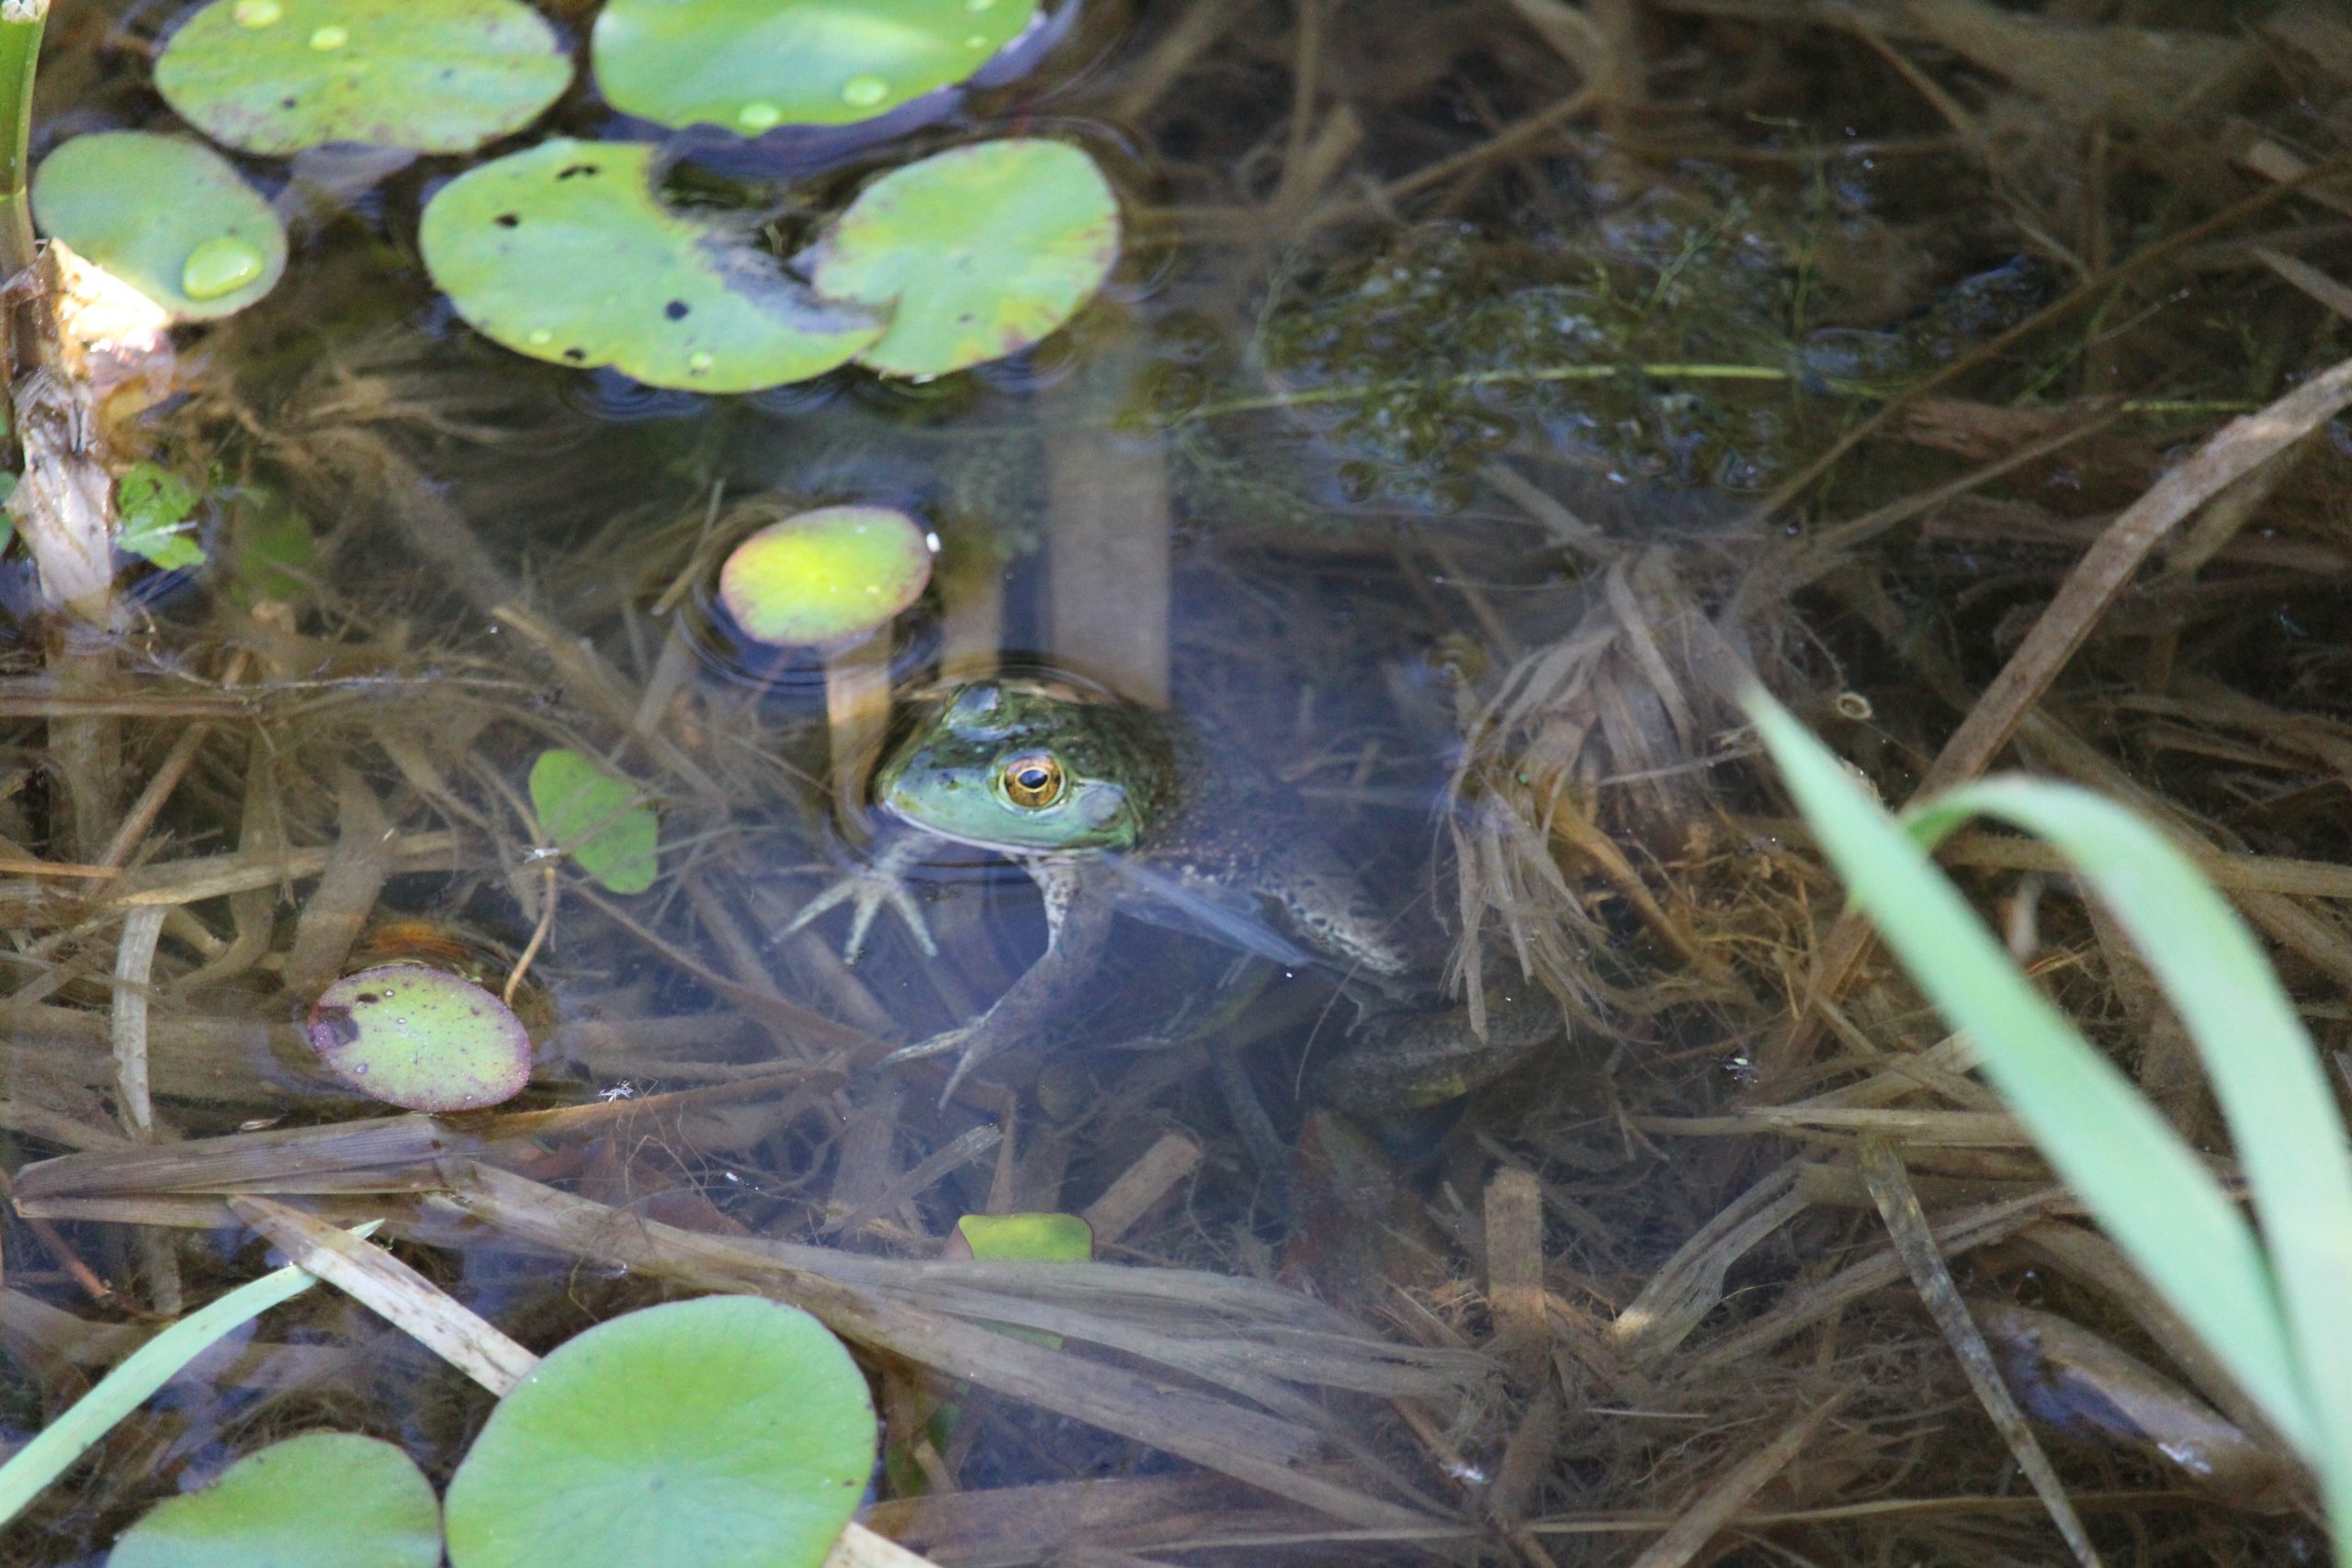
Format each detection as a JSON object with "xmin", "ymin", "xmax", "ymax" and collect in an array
[{"xmin": 5, "ymin": 0, "xmax": 2346, "ymax": 1562}]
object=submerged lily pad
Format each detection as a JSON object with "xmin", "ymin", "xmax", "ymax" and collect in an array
[
  {"xmin": 109, "ymin": 1431, "xmax": 442, "ymax": 1568},
  {"xmin": 718, "ymin": 505, "xmax": 932, "ymax": 647},
  {"xmin": 444, "ymin": 1296, "xmax": 876, "ymax": 1568},
  {"xmin": 950, "ymin": 1212, "xmax": 1093, "ymax": 1262},
  {"xmin": 421, "ymin": 139, "xmax": 882, "ymax": 391},
  {"xmin": 528, "ymin": 750, "xmax": 660, "ymax": 895},
  {"xmin": 154, "ymin": 0, "xmax": 571, "ymax": 155},
  {"xmin": 306, "ymin": 965, "xmax": 532, "ymax": 1112},
  {"xmin": 809, "ymin": 140, "xmax": 1118, "ymax": 378},
  {"xmin": 31, "ymin": 132, "xmax": 286, "ymax": 320},
  {"xmin": 592, "ymin": 0, "xmax": 1042, "ymax": 136}
]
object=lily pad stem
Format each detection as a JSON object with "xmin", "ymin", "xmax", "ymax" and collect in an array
[{"xmin": 0, "ymin": 1, "xmax": 45, "ymax": 286}]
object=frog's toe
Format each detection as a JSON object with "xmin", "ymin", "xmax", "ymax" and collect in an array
[
  {"xmin": 776, "ymin": 869, "xmax": 938, "ymax": 962},
  {"xmin": 881, "ymin": 1024, "xmax": 994, "ymax": 1107}
]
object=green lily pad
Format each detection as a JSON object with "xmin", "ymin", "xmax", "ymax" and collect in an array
[
  {"xmin": 31, "ymin": 133, "xmax": 286, "ymax": 321},
  {"xmin": 108, "ymin": 1431, "xmax": 441, "ymax": 1568},
  {"xmin": 116, "ymin": 462, "xmax": 208, "ymax": 572},
  {"xmin": 528, "ymin": 750, "xmax": 659, "ymax": 895},
  {"xmin": 718, "ymin": 505, "xmax": 932, "ymax": 647},
  {"xmin": 421, "ymin": 140, "xmax": 883, "ymax": 392},
  {"xmin": 305, "ymin": 964, "xmax": 533, "ymax": 1112},
  {"xmin": 154, "ymin": 0, "xmax": 570, "ymax": 155},
  {"xmin": 444, "ymin": 1296, "xmax": 877, "ymax": 1568},
  {"xmin": 592, "ymin": 0, "xmax": 1041, "ymax": 136},
  {"xmin": 951, "ymin": 1212, "xmax": 1092, "ymax": 1262},
  {"xmin": 809, "ymin": 140, "xmax": 1118, "ymax": 378}
]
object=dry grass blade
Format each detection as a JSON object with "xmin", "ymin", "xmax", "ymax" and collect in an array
[
  {"xmin": 1858, "ymin": 1138, "xmax": 2101, "ymax": 1568},
  {"xmin": 1623, "ymin": 1395, "xmax": 1847, "ymax": 1568}
]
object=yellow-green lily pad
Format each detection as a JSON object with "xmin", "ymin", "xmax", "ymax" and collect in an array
[
  {"xmin": 951, "ymin": 1212, "xmax": 1093, "ymax": 1262},
  {"xmin": 444, "ymin": 1297, "xmax": 876, "ymax": 1568},
  {"xmin": 421, "ymin": 140, "xmax": 883, "ymax": 392},
  {"xmin": 718, "ymin": 505, "xmax": 932, "ymax": 647},
  {"xmin": 154, "ymin": 0, "xmax": 569, "ymax": 155},
  {"xmin": 591, "ymin": 0, "xmax": 1042, "ymax": 136},
  {"xmin": 31, "ymin": 132, "xmax": 286, "ymax": 321},
  {"xmin": 110, "ymin": 1431, "xmax": 442, "ymax": 1568},
  {"xmin": 529, "ymin": 749, "xmax": 660, "ymax": 895},
  {"xmin": 809, "ymin": 140, "xmax": 1119, "ymax": 378}
]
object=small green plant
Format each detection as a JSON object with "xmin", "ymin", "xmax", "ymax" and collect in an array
[
  {"xmin": 1748, "ymin": 687, "xmax": 2352, "ymax": 1564},
  {"xmin": 527, "ymin": 748, "xmax": 660, "ymax": 895},
  {"xmin": 0, "ymin": 1288, "xmax": 876, "ymax": 1568}
]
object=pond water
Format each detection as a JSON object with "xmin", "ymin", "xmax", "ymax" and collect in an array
[{"xmin": 4, "ymin": 0, "xmax": 2350, "ymax": 1563}]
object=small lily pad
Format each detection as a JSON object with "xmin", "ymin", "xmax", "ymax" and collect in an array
[
  {"xmin": 718, "ymin": 505, "xmax": 932, "ymax": 647},
  {"xmin": 809, "ymin": 140, "xmax": 1118, "ymax": 378},
  {"xmin": 528, "ymin": 750, "xmax": 660, "ymax": 895},
  {"xmin": 421, "ymin": 140, "xmax": 883, "ymax": 391},
  {"xmin": 444, "ymin": 1296, "xmax": 877, "ymax": 1568},
  {"xmin": 31, "ymin": 132, "xmax": 286, "ymax": 321},
  {"xmin": 592, "ymin": 0, "xmax": 1042, "ymax": 136},
  {"xmin": 109, "ymin": 1431, "xmax": 441, "ymax": 1568},
  {"xmin": 950, "ymin": 1212, "xmax": 1093, "ymax": 1262},
  {"xmin": 116, "ymin": 462, "xmax": 207, "ymax": 572},
  {"xmin": 154, "ymin": 0, "xmax": 571, "ymax": 155},
  {"xmin": 306, "ymin": 964, "xmax": 532, "ymax": 1112}
]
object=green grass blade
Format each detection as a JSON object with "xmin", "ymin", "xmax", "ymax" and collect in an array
[
  {"xmin": 1744, "ymin": 689, "xmax": 2312, "ymax": 1452},
  {"xmin": 0, "ymin": 1222, "xmax": 378, "ymax": 1529},
  {"xmin": 1912, "ymin": 778, "xmax": 2352, "ymax": 1525}
]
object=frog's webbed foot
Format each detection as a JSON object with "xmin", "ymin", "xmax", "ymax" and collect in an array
[{"xmin": 775, "ymin": 833, "xmax": 936, "ymax": 963}]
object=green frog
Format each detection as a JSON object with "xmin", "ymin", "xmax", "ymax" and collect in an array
[{"xmin": 786, "ymin": 672, "xmax": 1553, "ymax": 1110}]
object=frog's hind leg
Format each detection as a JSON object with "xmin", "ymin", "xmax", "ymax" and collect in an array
[{"xmin": 886, "ymin": 860, "xmax": 1110, "ymax": 1106}]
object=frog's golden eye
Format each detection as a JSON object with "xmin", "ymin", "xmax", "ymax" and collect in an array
[{"xmin": 1000, "ymin": 751, "xmax": 1066, "ymax": 808}]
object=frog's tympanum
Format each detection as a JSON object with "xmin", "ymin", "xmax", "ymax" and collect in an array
[{"xmin": 787, "ymin": 672, "xmax": 1409, "ymax": 1100}]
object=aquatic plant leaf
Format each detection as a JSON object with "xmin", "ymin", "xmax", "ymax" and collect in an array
[
  {"xmin": 718, "ymin": 504, "xmax": 932, "ymax": 646},
  {"xmin": 115, "ymin": 462, "xmax": 206, "ymax": 571},
  {"xmin": 305, "ymin": 964, "xmax": 533, "ymax": 1112},
  {"xmin": 31, "ymin": 132, "xmax": 285, "ymax": 321},
  {"xmin": 951, "ymin": 1213, "xmax": 1092, "ymax": 1262},
  {"xmin": 810, "ymin": 140, "xmax": 1119, "ymax": 378},
  {"xmin": 592, "ymin": 0, "xmax": 1041, "ymax": 135},
  {"xmin": 108, "ymin": 1432, "xmax": 441, "ymax": 1568},
  {"xmin": 420, "ymin": 140, "xmax": 882, "ymax": 392},
  {"xmin": 444, "ymin": 1296, "xmax": 876, "ymax": 1568},
  {"xmin": 528, "ymin": 749, "xmax": 659, "ymax": 894},
  {"xmin": 153, "ymin": 0, "xmax": 570, "ymax": 155},
  {"xmin": 225, "ymin": 484, "xmax": 315, "ymax": 604}
]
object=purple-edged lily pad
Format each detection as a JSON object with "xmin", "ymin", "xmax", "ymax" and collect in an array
[
  {"xmin": 307, "ymin": 964, "xmax": 531, "ymax": 1111},
  {"xmin": 718, "ymin": 504, "xmax": 932, "ymax": 646}
]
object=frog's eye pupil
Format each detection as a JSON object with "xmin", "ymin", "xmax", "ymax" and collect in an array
[{"xmin": 1001, "ymin": 753, "xmax": 1065, "ymax": 808}]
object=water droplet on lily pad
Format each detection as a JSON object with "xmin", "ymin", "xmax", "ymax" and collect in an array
[
  {"xmin": 444, "ymin": 1297, "xmax": 876, "ymax": 1568},
  {"xmin": 232, "ymin": 0, "xmax": 281, "ymax": 26},
  {"xmin": 737, "ymin": 99, "xmax": 783, "ymax": 131},
  {"xmin": 592, "ymin": 0, "xmax": 1041, "ymax": 135},
  {"xmin": 719, "ymin": 505, "xmax": 931, "ymax": 646},
  {"xmin": 182, "ymin": 234, "xmax": 267, "ymax": 300},
  {"xmin": 306, "ymin": 964, "xmax": 533, "ymax": 1111},
  {"xmin": 110, "ymin": 1433, "xmax": 440, "ymax": 1568},
  {"xmin": 155, "ymin": 0, "xmax": 571, "ymax": 155},
  {"xmin": 34, "ymin": 131, "xmax": 287, "ymax": 321},
  {"xmin": 421, "ymin": 139, "xmax": 881, "ymax": 391},
  {"xmin": 808, "ymin": 139, "xmax": 1120, "ymax": 378}
]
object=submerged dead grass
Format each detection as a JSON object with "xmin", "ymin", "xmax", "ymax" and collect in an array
[{"xmin": 4, "ymin": 0, "xmax": 2352, "ymax": 1563}]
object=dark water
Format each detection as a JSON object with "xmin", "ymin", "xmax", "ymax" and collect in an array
[{"xmin": 3, "ymin": 1, "xmax": 2346, "ymax": 1562}]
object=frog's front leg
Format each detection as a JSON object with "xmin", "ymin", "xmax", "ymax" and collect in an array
[
  {"xmin": 887, "ymin": 858, "xmax": 1111, "ymax": 1105},
  {"xmin": 775, "ymin": 831, "xmax": 938, "ymax": 962}
]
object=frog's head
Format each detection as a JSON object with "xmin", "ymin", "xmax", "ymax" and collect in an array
[{"xmin": 874, "ymin": 679, "xmax": 1168, "ymax": 852}]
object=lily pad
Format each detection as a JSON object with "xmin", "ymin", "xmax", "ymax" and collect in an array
[
  {"xmin": 108, "ymin": 1431, "xmax": 441, "ymax": 1568},
  {"xmin": 444, "ymin": 1296, "xmax": 877, "ymax": 1568},
  {"xmin": 154, "ymin": 0, "xmax": 571, "ymax": 155},
  {"xmin": 809, "ymin": 140, "xmax": 1118, "ymax": 378},
  {"xmin": 305, "ymin": 964, "xmax": 533, "ymax": 1112},
  {"xmin": 949, "ymin": 1212, "xmax": 1093, "ymax": 1262},
  {"xmin": 31, "ymin": 133, "xmax": 286, "ymax": 321},
  {"xmin": 420, "ymin": 140, "xmax": 882, "ymax": 391},
  {"xmin": 718, "ymin": 505, "xmax": 932, "ymax": 647},
  {"xmin": 592, "ymin": 0, "xmax": 1042, "ymax": 136},
  {"xmin": 528, "ymin": 750, "xmax": 660, "ymax": 895}
]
